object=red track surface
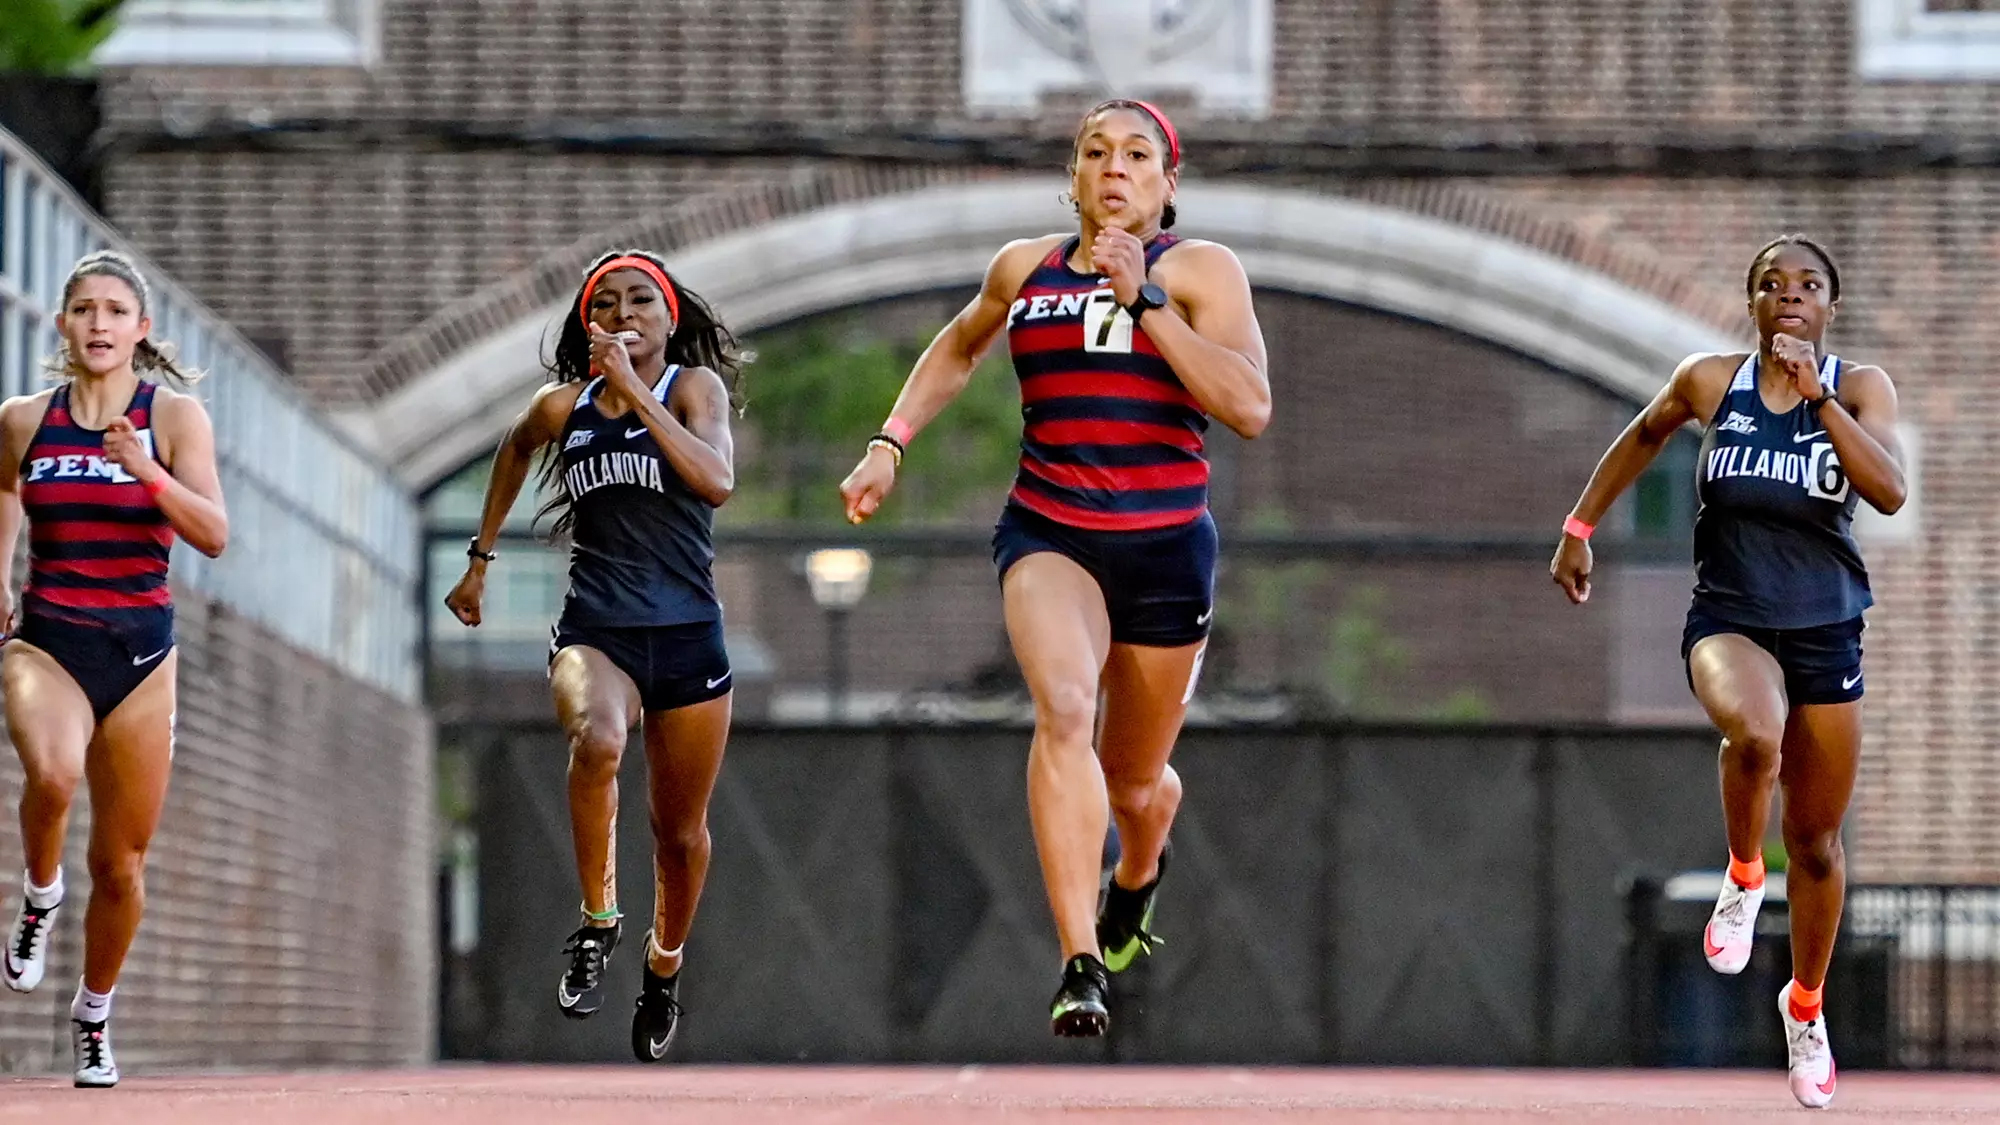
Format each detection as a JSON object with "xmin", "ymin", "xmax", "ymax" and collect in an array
[{"xmin": 3, "ymin": 1066, "xmax": 1999, "ymax": 1122}]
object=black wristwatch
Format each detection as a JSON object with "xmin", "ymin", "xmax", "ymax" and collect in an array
[
  {"xmin": 467, "ymin": 537, "xmax": 497, "ymax": 563},
  {"xmin": 1126, "ymin": 282, "xmax": 1168, "ymax": 321}
]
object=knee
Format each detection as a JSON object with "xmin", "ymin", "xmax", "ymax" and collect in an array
[
  {"xmin": 1783, "ymin": 825, "xmax": 1844, "ymax": 881},
  {"xmin": 85, "ymin": 848, "xmax": 145, "ymax": 903},
  {"xmin": 1033, "ymin": 680, "xmax": 1097, "ymax": 748},
  {"xmin": 1718, "ymin": 719, "xmax": 1784, "ymax": 781},
  {"xmin": 566, "ymin": 719, "xmax": 625, "ymax": 780},
  {"xmin": 654, "ymin": 815, "xmax": 710, "ymax": 863},
  {"xmin": 1106, "ymin": 766, "xmax": 1177, "ymax": 822},
  {"xmin": 22, "ymin": 764, "xmax": 82, "ymax": 807}
]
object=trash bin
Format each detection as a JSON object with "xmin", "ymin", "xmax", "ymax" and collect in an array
[{"xmin": 1625, "ymin": 870, "xmax": 1892, "ymax": 1069}]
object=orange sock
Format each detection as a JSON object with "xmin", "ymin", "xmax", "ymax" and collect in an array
[
  {"xmin": 1788, "ymin": 979, "xmax": 1824, "ymax": 1023},
  {"xmin": 1727, "ymin": 852, "xmax": 1766, "ymax": 890}
]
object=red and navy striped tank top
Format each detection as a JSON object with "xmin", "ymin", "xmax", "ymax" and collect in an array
[
  {"xmin": 19, "ymin": 381, "xmax": 174, "ymax": 632},
  {"xmin": 1005, "ymin": 234, "xmax": 1208, "ymax": 531}
]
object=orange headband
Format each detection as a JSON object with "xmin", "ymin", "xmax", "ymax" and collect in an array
[{"xmin": 579, "ymin": 255, "xmax": 679, "ymax": 328}]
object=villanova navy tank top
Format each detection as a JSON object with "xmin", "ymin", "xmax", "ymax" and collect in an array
[
  {"xmin": 1004, "ymin": 234, "xmax": 1210, "ymax": 531},
  {"xmin": 556, "ymin": 366, "xmax": 721, "ymax": 627},
  {"xmin": 1691, "ymin": 353, "xmax": 1872, "ymax": 630}
]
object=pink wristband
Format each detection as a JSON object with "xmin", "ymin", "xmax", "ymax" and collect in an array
[
  {"xmin": 1563, "ymin": 515, "xmax": 1594, "ymax": 541},
  {"xmin": 882, "ymin": 416, "xmax": 914, "ymax": 447},
  {"xmin": 143, "ymin": 475, "xmax": 170, "ymax": 498}
]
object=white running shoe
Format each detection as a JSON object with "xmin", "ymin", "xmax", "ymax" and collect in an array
[
  {"xmin": 1780, "ymin": 984, "xmax": 1836, "ymax": 1110},
  {"xmin": 72, "ymin": 1019, "xmax": 119, "ymax": 1088},
  {"xmin": 1, "ymin": 894, "xmax": 61, "ymax": 993},
  {"xmin": 1702, "ymin": 875, "xmax": 1764, "ymax": 975}
]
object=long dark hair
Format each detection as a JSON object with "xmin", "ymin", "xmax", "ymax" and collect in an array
[{"xmin": 533, "ymin": 248, "xmax": 749, "ymax": 540}]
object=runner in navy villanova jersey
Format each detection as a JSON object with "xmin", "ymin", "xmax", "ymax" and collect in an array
[
  {"xmin": 841, "ymin": 100, "xmax": 1271, "ymax": 1037},
  {"xmin": 1551, "ymin": 236, "xmax": 1906, "ymax": 1108},
  {"xmin": 445, "ymin": 249, "xmax": 744, "ymax": 1062},
  {"xmin": 0, "ymin": 251, "xmax": 229, "ymax": 1087}
]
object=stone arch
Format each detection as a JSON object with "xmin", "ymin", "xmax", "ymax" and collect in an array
[{"xmin": 339, "ymin": 171, "xmax": 1745, "ymax": 490}]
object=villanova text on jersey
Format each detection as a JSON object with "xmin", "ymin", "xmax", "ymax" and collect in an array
[
  {"xmin": 1691, "ymin": 353, "xmax": 1872, "ymax": 631},
  {"xmin": 555, "ymin": 366, "xmax": 721, "ymax": 628},
  {"xmin": 1004, "ymin": 234, "xmax": 1210, "ymax": 532}
]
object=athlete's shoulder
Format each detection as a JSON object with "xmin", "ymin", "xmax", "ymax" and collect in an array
[
  {"xmin": 1157, "ymin": 236, "xmax": 1238, "ymax": 262},
  {"xmin": 530, "ymin": 378, "xmax": 587, "ymax": 416},
  {"xmin": 988, "ymin": 235, "xmax": 1068, "ymax": 284},
  {"xmin": 1834, "ymin": 359, "xmax": 1893, "ymax": 387},
  {"xmin": 0, "ymin": 388, "xmax": 57, "ymax": 431},
  {"xmin": 149, "ymin": 383, "xmax": 210, "ymax": 423},
  {"xmin": 1673, "ymin": 350, "xmax": 1751, "ymax": 386}
]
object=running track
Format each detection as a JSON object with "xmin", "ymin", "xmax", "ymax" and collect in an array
[{"xmin": 2, "ymin": 1066, "xmax": 1998, "ymax": 1122}]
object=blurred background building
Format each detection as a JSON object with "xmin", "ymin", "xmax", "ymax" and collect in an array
[{"xmin": 0, "ymin": 0, "xmax": 1995, "ymax": 1075}]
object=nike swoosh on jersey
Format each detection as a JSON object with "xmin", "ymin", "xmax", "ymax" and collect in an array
[
  {"xmin": 626, "ymin": 427, "xmax": 651, "ymax": 439},
  {"xmin": 1792, "ymin": 430, "xmax": 1827, "ymax": 443}
]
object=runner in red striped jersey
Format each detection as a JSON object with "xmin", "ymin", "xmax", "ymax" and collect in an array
[
  {"xmin": 841, "ymin": 100, "xmax": 1270, "ymax": 1038},
  {"xmin": 0, "ymin": 251, "xmax": 228, "ymax": 1087}
]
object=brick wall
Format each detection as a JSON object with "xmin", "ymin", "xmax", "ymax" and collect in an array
[
  {"xmin": 95, "ymin": 0, "xmax": 2000, "ymax": 134},
  {"xmin": 0, "ymin": 590, "xmax": 434, "ymax": 1074},
  {"xmin": 88, "ymin": 0, "xmax": 2000, "ymax": 885}
]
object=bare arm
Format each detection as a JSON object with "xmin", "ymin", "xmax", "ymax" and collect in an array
[
  {"xmin": 1816, "ymin": 365, "xmax": 1906, "ymax": 515},
  {"xmin": 1146, "ymin": 241, "xmax": 1271, "ymax": 438},
  {"xmin": 1551, "ymin": 352, "xmax": 1722, "ymax": 603},
  {"xmin": 139, "ymin": 393, "xmax": 229, "ymax": 557},
  {"xmin": 839, "ymin": 237, "xmax": 1051, "ymax": 523},
  {"xmin": 884, "ymin": 237, "xmax": 1051, "ymax": 437},
  {"xmin": 0, "ymin": 398, "xmax": 34, "ymax": 615},
  {"xmin": 1566, "ymin": 355, "xmax": 1715, "ymax": 529},
  {"xmin": 627, "ymin": 367, "xmax": 735, "ymax": 507},
  {"xmin": 444, "ymin": 382, "xmax": 576, "ymax": 628},
  {"xmin": 472, "ymin": 382, "xmax": 576, "ymax": 556}
]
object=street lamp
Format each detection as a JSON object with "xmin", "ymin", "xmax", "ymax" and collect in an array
[{"xmin": 805, "ymin": 547, "xmax": 873, "ymax": 721}]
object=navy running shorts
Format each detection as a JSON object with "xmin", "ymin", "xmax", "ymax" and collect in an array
[
  {"xmin": 1681, "ymin": 607, "xmax": 1865, "ymax": 707},
  {"xmin": 11, "ymin": 611, "xmax": 175, "ymax": 723},
  {"xmin": 550, "ymin": 618, "xmax": 732, "ymax": 713},
  {"xmin": 991, "ymin": 503, "xmax": 1216, "ymax": 648}
]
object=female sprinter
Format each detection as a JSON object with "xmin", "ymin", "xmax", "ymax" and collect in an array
[
  {"xmin": 0, "ymin": 250, "xmax": 229, "ymax": 1087},
  {"xmin": 445, "ymin": 249, "xmax": 743, "ymax": 1063},
  {"xmin": 1551, "ymin": 235, "xmax": 1905, "ymax": 1108},
  {"xmin": 840, "ymin": 100, "xmax": 1270, "ymax": 1037}
]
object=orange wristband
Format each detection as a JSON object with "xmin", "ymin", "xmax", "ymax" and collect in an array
[
  {"xmin": 1562, "ymin": 515, "xmax": 1594, "ymax": 541},
  {"xmin": 142, "ymin": 475, "xmax": 170, "ymax": 498},
  {"xmin": 882, "ymin": 416, "xmax": 914, "ymax": 447}
]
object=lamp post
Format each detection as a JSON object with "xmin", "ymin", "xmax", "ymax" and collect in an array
[{"xmin": 805, "ymin": 547, "xmax": 873, "ymax": 721}]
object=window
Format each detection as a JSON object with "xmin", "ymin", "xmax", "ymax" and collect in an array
[
  {"xmin": 93, "ymin": 0, "xmax": 380, "ymax": 68},
  {"xmin": 1855, "ymin": 0, "xmax": 2000, "ymax": 80}
]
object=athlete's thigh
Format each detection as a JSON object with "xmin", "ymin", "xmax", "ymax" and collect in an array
[
  {"xmin": 1, "ymin": 639, "xmax": 95, "ymax": 784},
  {"xmin": 1777, "ymin": 701, "xmax": 1863, "ymax": 829},
  {"xmin": 640, "ymin": 693, "xmax": 732, "ymax": 824},
  {"xmin": 1098, "ymin": 639, "xmax": 1204, "ymax": 780},
  {"xmin": 1687, "ymin": 632, "xmax": 1789, "ymax": 737},
  {"xmin": 550, "ymin": 644, "xmax": 642, "ymax": 735},
  {"xmin": 1001, "ymin": 552, "xmax": 1113, "ymax": 711},
  {"xmin": 88, "ymin": 651, "xmax": 178, "ymax": 848}
]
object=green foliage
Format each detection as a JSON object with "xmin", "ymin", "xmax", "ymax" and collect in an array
[
  {"xmin": 0, "ymin": 1, "xmax": 125, "ymax": 76},
  {"xmin": 1319, "ymin": 585, "xmax": 1411, "ymax": 716},
  {"xmin": 729, "ymin": 313, "xmax": 1021, "ymax": 525}
]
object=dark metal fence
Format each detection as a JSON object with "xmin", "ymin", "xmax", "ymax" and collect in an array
[{"xmin": 444, "ymin": 720, "xmax": 1760, "ymax": 1065}]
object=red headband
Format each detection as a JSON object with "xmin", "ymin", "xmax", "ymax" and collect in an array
[
  {"xmin": 1128, "ymin": 100, "xmax": 1181, "ymax": 168},
  {"xmin": 579, "ymin": 255, "xmax": 679, "ymax": 328}
]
